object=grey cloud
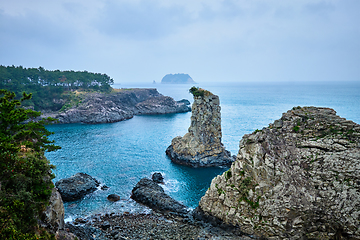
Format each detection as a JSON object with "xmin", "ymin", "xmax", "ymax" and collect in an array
[
  {"xmin": 304, "ymin": 1, "xmax": 335, "ymax": 15},
  {"xmin": 0, "ymin": 9, "xmax": 77, "ymax": 49},
  {"xmin": 94, "ymin": 1, "xmax": 192, "ymax": 40},
  {"xmin": 0, "ymin": 0, "xmax": 359, "ymax": 83}
]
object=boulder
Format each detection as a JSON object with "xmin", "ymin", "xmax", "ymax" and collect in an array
[
  {"xmin": 55, "ymin": 173, "xmax": 100, "ymax": 202},
  {"xmin": 198, "ymin": 107, "xmax": 360, "ymax": 239},
  {"xmin": 166, "ymin": 88, "xmax": 235, "ymax": 167},
  {"xmin": 152, "ymin": 172, "xmax": 164, "ymax": 183},
  {"xmin": 131, "ymin": 178, "xmax": 188, "ymax": 215},
  {"xmin": 107, "ymin": 194, "xmax": 120, "ymax": 202}
]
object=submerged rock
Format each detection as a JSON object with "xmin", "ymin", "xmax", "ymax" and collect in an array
[
  {"xmin": 131, "ymin": 178, "xmax": 188, "ymax": 215},
  {"xmin": 55, "ymin": 173, "xmax": 100, "ymax": 202},
  {"xmin": 198, "ymin": 107, "xmax": 360, "ymax": 239},
  {"xmin": 166, "ymin": 88, "xmax": 235, "ymax": 167}
]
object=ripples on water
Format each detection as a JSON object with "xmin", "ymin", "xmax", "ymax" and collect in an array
[{"xmin": 46, "ymin": 81, "xmax": 360, "ymax": 220}]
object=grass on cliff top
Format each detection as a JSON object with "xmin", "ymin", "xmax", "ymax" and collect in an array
[{"xmin": 189, "ymin": 86, "xmax": 212, "ymax": 97}]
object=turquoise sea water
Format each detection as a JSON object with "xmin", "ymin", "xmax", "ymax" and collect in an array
[{"xmin": 45, "ymin": 81, "xmax": 360, "ymax": 221}]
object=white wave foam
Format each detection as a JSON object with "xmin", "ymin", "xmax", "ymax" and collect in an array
[
  {"xmin": 64, "ymin": 216, "xmax": 73, "ymax": 223},
  {"xmin": 162, "ymin": 179, "xmax": 181, "ymax": 193}
]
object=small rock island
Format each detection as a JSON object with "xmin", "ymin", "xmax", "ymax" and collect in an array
[
  {"xmin": 166, "ymin": 87, "xmax": 235, "ymax": 167},
  {"xmin": 161, "ymin": 73, "xmax": 196, "ymax": 84}
]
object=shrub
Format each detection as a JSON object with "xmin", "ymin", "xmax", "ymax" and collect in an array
[
  {"xmin": 189, "ymin": 86, "xmax": 205, "ymax": 97},
  {"xmin": 293, "ymin": 125, "xmax": 300, "ymax": 132}
]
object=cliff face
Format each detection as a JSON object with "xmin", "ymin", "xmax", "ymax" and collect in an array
[
  {"xmin": 197, "ymin": 107, "xmax": 360, "ymax": 239},
  {"xmin": 43, "ymin": 89, "xmax": 191, "ymax": 124},
  {"xmin": 39, "ymin": 188, "xmax": 65, "ymax": 235},
  {"xmin": 166, "ymin": 90, "xmax": 234, "ymax": 167}
]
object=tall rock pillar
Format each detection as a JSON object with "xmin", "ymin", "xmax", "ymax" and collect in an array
[{"xmin": 166, "ymin": 88, "xmax": 234, "ymax": 167}]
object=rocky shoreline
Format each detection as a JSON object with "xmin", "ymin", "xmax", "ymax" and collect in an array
[
  {"xmin": 55, "ymin": 173, "xmax": 255, "ymax": 240},
  {"xmin": 42, "ymin": 88, "xmax": 191, "ymax": 124},
  {"xmin": 64, "ymin": 211, "xmax": 255, "ymax": 240},
  {"xmin": 50, "ymin": 106, "xmax": 359, "ymax": 239}
]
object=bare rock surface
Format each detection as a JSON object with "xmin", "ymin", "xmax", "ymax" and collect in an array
[
  {"xmin": 131, "ymin": 178, "xmax": 189, "ymax": 215},
  {"xmin": 43, "ymin": 88, "xmax": 191, "ymax": 124},
  {"xmin": 65, "ymin": 212, "xmax": 254, "ymax": 240},
  {"xmin": 166, "ymin": 89, "xmax": 235, "ymax": 167},
  {"xmin": 55, "ymin": 173, "xmax": 100, "ymax": 202},
  {"xmin": 40, "ymin": 188, "xmax": 65, "ymax": 234},
  {"xmin": 198, "ymin": 106, "xmax": 360, "ymax": 239}
]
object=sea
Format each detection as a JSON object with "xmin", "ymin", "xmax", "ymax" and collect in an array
[{"xmin": 45, "ymin": 81, "xmax": 360, "ymax": 222}]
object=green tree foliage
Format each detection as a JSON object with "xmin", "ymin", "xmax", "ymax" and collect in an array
[
  {"xmin": 0, "ymin": 90, "xmax": 60, "ymax": 239},
  {"xmin": 189, "ymin": 86, "xmax": 205, "ymax": 97},
  {"xmin": 0, "ymin": 65, "xmax": 114, "ymax": 111}
]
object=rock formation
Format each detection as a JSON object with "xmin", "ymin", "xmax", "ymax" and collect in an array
[
  {"xmin": 131, "ymin": 178, "xmax": 189, "ymax": 215},
  {"xmin": 161, "ymin": 73, "xmax": 196, "ymax": 84},
  {"xmin": 42, "ymin": 88, "xmax": 191, "ymax": 124},
  {"xmin": 197, "ymin": 106, "xmax": 360, "ymax": 239},
  {"xmin": 40, "ymin": 188, "xmax": 65, "ymax": 234},
  {"xmin": 55, "ymin": 173, "xmax": 100, "ymax": 202},
  {"xmin": 166, "ymin": 88, "xmax": 235, "ymax": 167}
]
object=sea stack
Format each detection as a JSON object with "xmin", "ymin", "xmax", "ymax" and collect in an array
[
  {"xmin": 196, "ymin": 106, "xmax": 360, "ymax": 239},
  {"xmin": 166, "ymin": 87, "xmax": 235, "ymax": 167}
]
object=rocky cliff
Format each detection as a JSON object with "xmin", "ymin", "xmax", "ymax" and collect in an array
[
  {"xmin": 197, "ymin": 106, "xmax": 360, "ymax": 239},
  {"xmin": 166, "ymin": 89, "xmax": 234, "ymax": 167},
  {"xmin": 43, "ymin": 88, "xmax": 191, "ymax": 124}
]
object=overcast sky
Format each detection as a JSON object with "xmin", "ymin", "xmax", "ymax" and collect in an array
[{"xmin": 0, "ymin": 0, "xmax": 359, "ymax": 84}]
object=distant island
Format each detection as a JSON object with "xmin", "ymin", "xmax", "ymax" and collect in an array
[{"xmin": 161, "ymin": 73, "xmax": 196, "ymax": 84}]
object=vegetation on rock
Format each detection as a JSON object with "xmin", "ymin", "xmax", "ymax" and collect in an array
[
  {"xmin": 189, "ymin": 86, "xmax": 206, "ymax": 97},
  {"xmin": 0, "ymin": 89, "xmax": 60, "ymax": 239}
]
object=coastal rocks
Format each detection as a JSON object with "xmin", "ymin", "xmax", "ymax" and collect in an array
[
  {"xmin": 55, "ymin": 173, "xmax": 100, "ymax": 202},
  {"xmin": 134, "ymin": 96, "xmax": 191, "ymax": 114},
  {"xmin": 198, "ymin": 107, "xmax": 360, "ymax": 239},
  {"xmin": 166, "ymin": 88, "xmax": 235, "ymax": 167},
  {"xmin": 85, "ymin": 212, "xmax": 251, "ymax": 240},
  {"xmin": 40, "ymin": 188, "xmax": 65, "ymax": 234},
  {"xmin": 131, "ymin": 178, "xmax": 189, "ymax": 215},
  {"xmin": 45, "ymin": 88, "xmax": 191, "ymax": 124}
]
